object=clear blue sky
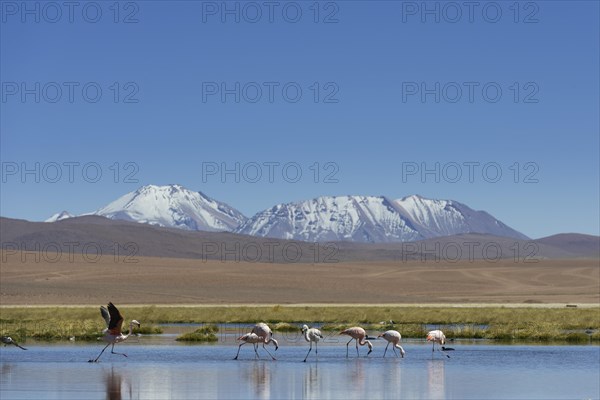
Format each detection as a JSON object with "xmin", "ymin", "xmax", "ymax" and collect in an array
[{"xmin": 1, "ymin": 1, "xmax": 598, "ymax": 239}]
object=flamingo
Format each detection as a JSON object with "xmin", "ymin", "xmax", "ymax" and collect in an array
[
  {"xmin": 378, "ymin": 330, "xmax": 405, "ymax": 358},
  {"xmin": 302, "ymin": 324, "xmax": 324, "ymax": 362},
  {"xmin": 234, "ymin": 332, "xmax": 277, "ymax": 360},
  {"xmin": 340, "ymin": 327, "xmax": 373, "ymax": 357},
  {"xmin": 426, "ymin": 330, "xmax": 450, "ymax": 358},
  {"xmin": 251, "ymin": 323, "xmax": 278, "ymax": 354},
  {"xmin": 89, "ymin": 302, "xmax": 141, "ymax": 363},
  {"xmin": 1, "ymin": 336, "xmax": 27, "ymax": 350}
]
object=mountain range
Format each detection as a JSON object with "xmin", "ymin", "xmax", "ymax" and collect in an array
[
  {"xmin": 44, "ymin": 184, "xmax": 529, "ymax": 243},
  {"xmin": 3, "ymin": 216, "xmax": 598, "ymax": 262}
]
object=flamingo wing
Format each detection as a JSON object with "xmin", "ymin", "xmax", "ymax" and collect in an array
[
  {"xmin": 252, "ymin": 323, "xmax": 271, "ymax": 337},
  {"xmin": 100, "ymin": 306, "xmax": 111, "ymax": 327},
  {"xmin": 107, "ymin": 302, "xmax": 124, "ymax": 334},
  {"xmin": 340, "ymin": 327, "xmax": 365, "ymax": 337},
  {"xmin": 238, "ymin": 333, "xmax": 260, "ymax": 342}
]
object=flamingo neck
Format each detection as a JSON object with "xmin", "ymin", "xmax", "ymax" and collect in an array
[{"xmin": 124, "ymin": 321, "xmax": 136, "ymax": 339}]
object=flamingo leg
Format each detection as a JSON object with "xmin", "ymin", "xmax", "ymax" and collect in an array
[
  {"xmin": 345, "ymin": 338, "xmax": 353, "ymax": 358},
  {"xmin": 303, "ymin": 342, "xmax": 313, "ymax": 362},
  {"xmin": 90, "ymin": 342, "xmax": 111, "ymax": 362},
  {"xmin": 431, "ymin": 342, "xmax": 450, "ymax": 358},
  {"xmin": 254, "ymin": 343, "xmax": 260, "ymax": 359},
  {"xmin": 383, "ymin": 342, "xmax": 390, "ymax": 358},
  {"xmin": 110, "ymin": 343, "xmax": 128, "ymax": 358},
  {"xmin": 234, "ymin": 342, "xmax": 246, "ymax": 360},
  {"xmin": 315, "ymin": 341, "xmax": 318, "ymax": 355},
  {"xmin": 355, "ymin": 339, "xmax": 360, "ymax": 357},
  {"xmin": 261, "ymin": 343, "xmax": 276, "ymax": 360}
]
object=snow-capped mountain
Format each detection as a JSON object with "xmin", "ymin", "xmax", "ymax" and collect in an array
[
  {"xmin": 91, "ymin": 184, "xmax": 246, "ymax": 231},
  {"xmin": 395, "ymin": 195, "xmax": 529, "ymax": 240},
  {"xmin": 45, "ymin": 186, "xmax": 528, "ymax": 241},
  {"xmin": 235, "ymin": 195, "xmax": 424, "ymax": 243},
  {"xmin": 236, "ymin": 194, "xmax": 529, "ymax": 243},
  {"xmin": 45, "ymin": 210, "xmax": 74, "ymax": 222}
]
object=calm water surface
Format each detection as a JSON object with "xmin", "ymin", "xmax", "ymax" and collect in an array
[{"xmin": 1, "ymin": 337, "xmax": 598, "ymax": 399}]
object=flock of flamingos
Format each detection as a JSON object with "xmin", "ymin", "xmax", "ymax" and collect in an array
[{"xmin": 1, "ymin": 303, "xmax": 452, "ymax": 362}]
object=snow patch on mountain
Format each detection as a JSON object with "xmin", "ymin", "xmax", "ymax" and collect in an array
[
  {"xmin": 235, "ymin": 195, "xmax": 424, "ymax": 243},
  {"xmin": 92, "ymin": 184, "xmax": 246, "ymax": 231},
  {"xmin": 238, "ymin": 194, "xmax": 529, "ymax": 242},
  {"xmin": 45, "ymin": 211, "xmax": 75, "ymax": 223},
  {"xmin": 395, "ymin": 194, "xmax": 529, "ymax": 240}
]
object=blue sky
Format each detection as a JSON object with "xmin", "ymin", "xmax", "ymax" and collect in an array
[{"xmin": 1, "ymin": 1, "xmax": 598, "ymax": 239}]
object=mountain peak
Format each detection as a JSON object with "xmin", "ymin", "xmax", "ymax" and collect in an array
[
  {"xmin": 395, "ymin": 196, "xmax": 528, "ymax": 240},
  {"xmin": 236, "ymin": 194, "xmax": 424, "ymax": 243},
  {"xmin": 45, "ymin": 210, "xmax": 74, "ymax": 223},
  {"xmin": 91, "ymin": 184, "xmax": 246, "ymax": 231},
  {"xmin": 237, "ymin": 194, "xmax": 528, "ymax": 242}
]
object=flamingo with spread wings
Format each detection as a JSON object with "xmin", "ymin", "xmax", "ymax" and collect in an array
[{"xmin": 89, "ymin": 302, "xmax": 140, "ymax": 362}]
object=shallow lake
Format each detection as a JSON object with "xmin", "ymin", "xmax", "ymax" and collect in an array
[{"xmin": 1, "ymin": 335, "xmax": 598, "ymax": 399}]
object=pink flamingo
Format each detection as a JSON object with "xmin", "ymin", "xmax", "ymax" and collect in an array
[
  {"xmin": 89, "ymin": 302, "xmax": 140, "ymax": 362},
  {"xmin": 234, "ymin": 332, "xmax": 276, "ymax": 360},
  {"xmin": 378, "ymin": 330, "xmax": 405, "ymax": 358},
  {"xmin": 251, "ymin": 323, "xmax": 278, "ymax": 354},
  {"xmin": 340, "ymin": 327, "xmax": 373, "ymax": 357},
  {"xmin": 427, "ymin": 330, "xmax": 450, "ymax": 358}
]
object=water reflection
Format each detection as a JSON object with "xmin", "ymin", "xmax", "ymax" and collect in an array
[
  {"xmin": 0, "ymin": 345, "xmax": 598, "ymax": 399},
  {"xmin": 344, "ymin": 359, "xmax": 366, "ymax": 393},
  {"xmin": 427, "ymin": 359, "xmax": 446, "ymax": 400},
  {"xmin": 104, "ymin": 367, "xmax": 133, "ymax": 400},
  {"xmin": 303, "ymin": 363, "xmax": 319, "ymax": 399},
  {"xmin": 244, "ymin": 362, "xmax": 271, "ymax": 399},
  {"xmin": 382, "ymin": 358, "xmax": 403, "ymax": 399},
  {"xmin": 0, "ymin": 363, "xmax": 14, "ymax": 386}
]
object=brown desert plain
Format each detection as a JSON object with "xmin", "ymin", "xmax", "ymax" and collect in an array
[{"xmin": 1, "ymin": 251, "xmax": 598, "ymax": 305}]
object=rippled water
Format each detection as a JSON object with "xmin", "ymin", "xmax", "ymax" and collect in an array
[{"xmin": 1, "ymin": 338, "xmax": 598, "ymax": 399}]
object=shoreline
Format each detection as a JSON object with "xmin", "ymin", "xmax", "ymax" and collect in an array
[
  {"xmin": 2, "ymin": 304, "xmax": 598, "ymax": 342},
  {"xmin": 1, "ymin": 303, "xmax": 598, "ymax": 308}
]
